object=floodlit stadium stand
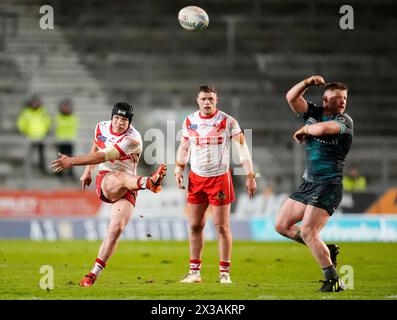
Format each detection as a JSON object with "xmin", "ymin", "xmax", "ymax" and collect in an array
[{"xmin": 0, "ymin": 0, "xmax": 396, "ymax": 193}]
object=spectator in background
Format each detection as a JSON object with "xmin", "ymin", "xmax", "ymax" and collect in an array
[
  {"xmin": 343, "ymin": 166, "xmax": 367, "ymax": 192},
  {"xmin": 55, "ymin": 99, "xmax": 79, "ymax": 178},
  {"xmin": 17, "ymin": 95, "xmax": 52, "ymax": 174}
]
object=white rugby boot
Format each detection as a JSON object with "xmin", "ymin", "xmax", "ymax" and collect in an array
[
  {"xmin": 219, "ymin": 272, "xmax": 232, "ymax": 284},
  {"xmin": 179, "ymin": 271, "xmax": 202, "ymax": 283}
]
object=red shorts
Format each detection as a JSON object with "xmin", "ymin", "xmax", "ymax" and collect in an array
[
  {"xmin": 95, "ymin": 170, "xmax": 137, "ymax": 206},
  {"xmin": 187, "ymin": 171, "xmax": 235, "ymax": 206}
]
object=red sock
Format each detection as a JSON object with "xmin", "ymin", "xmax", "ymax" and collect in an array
[
  {"xmin": 219, "ymin": 261, "xmax": 230, "ymax": 273},
  {"xmin": 190, "ymin": 259, "xmax": 202, "ymax": 272}
]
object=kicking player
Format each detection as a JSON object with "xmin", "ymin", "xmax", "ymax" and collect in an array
[
  {"xmin": 175, "ymin": 85, "xmax": 257, "ymax": 284},
  {"xmin": 275, "ymin": 75, "xmax": 353, "ymax": 292},
  {"xmin": 51, "ymin": 102, "xmax": 167, "ymax": 287}
]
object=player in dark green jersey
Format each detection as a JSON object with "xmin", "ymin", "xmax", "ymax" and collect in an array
[{"xmin": 275, "ymin": 75, "xmax": 353, "ymax": 292}]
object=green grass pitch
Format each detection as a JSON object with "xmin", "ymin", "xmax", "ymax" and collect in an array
[{"xmin": 0, "ymin": 240, "xmax": 396, "ymax": 300}]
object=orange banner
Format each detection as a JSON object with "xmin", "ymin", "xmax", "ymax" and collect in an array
[
  {"xmin": 0, "ymin": 190, "xmax": 101, "ymax": 217},
  {"xmin": 367, "ymin": 188, "xmax": 397, "ymax": 214}
]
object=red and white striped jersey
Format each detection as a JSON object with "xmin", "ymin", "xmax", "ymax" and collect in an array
[
  {"xmin": 94, "ymin": 121, "xmax": 142, "ymax": 175},
  {"xmin": 182, "ymin": 109, "xmax": 242, "ymax": 177}
]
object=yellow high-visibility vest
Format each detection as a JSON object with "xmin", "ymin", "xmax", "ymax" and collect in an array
[
  {"xmin": 343, "ymin": 176, "xmax": 367, "ymax": 192},
  {"xmin": 55, "ymin": 113, "xmax": 79, "ymax": 141},
  {"xmin": 17, "ymin": 106, "xmax": 52, "ymax": 140}
]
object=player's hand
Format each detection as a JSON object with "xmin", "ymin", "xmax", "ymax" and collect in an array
[
  {"xmin": 50, "ymin": 152, "xmax": 73, "ymax": 173},
  {"xmin": 294, "ymin": 126, "xmax": 307, "ymax": 144},
  {"xmin": 80, "ymin": 171, "xmax": 92, "ymax": 190},
  {"xmin": 175, "ymin": 173, "xmax": 186, "ymax": 190},
  {"xmin": 246, "ymin": 176, "xmax": 257, "ymax": 198},
  {"xmin": 306, "ymin": 75, "xmax": 325, "ymax": 87}
]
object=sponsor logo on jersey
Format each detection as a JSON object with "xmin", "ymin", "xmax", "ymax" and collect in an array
[
  {"xmin": 313, "ymin": 137, "xmax": 338, "ymax": 145},
  {"xmin": 98, "ymin": 134, "xmax": 107, "ymax": 142},
  {"xmin": 188, "ymin": 124, "xmax": 198, "ymax": 129},
  {"xmin": 195, "ymin": 136, "xmax": 224, "ymax": 145},
  {"xmin": 308, "ymin": 117, "xmax": 318, "ymax": 124}
]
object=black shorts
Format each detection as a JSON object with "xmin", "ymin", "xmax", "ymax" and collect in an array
[{"xmin": 289, "ymin": 180, "xmax": 343, "ymax": 216}]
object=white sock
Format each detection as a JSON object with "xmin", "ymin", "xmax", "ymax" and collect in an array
[
  {"xmin": 91, "ymin": 258, "xmax": 106, "ymax": 276},
  {"xmin": 138, "ymin": 177, "xmax": 148, "ymax": 189}
]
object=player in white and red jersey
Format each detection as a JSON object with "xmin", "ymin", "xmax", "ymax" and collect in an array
[
  {"xmin": 175, "ymin": 86, "xmax": 257, "ymax": 284},
  {"xmin": 182, "ymin": 107, "xmax": 241, "ymax": 178},
  {"xmin": 51, "ymin": 102, "xmax": 167, "ymax": 287}
]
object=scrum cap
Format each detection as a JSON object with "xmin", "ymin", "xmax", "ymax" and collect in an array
[{"xmin": 111, "ymin": 102, "xmax": 134, "ymax": 125}]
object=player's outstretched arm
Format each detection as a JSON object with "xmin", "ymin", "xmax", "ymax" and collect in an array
[
  {"xmin": 51, "ymin": 151, "xmax": 106, "ymax": 173},
  {"xmin": 286, "ymin": 75, "xmax": 325, "ymax": 114},
  {"xmin": 51, "ymin": 146, "xmax": 122, "ymax": 173},
  {"xmin": 232, "ymin": 133, "xmax": 257, "ymax": 198},
  {"xmin": 174, "ymin": 138, "xmax": 190, "ymax": 190},
  {"xmin": 293, "ymin": 122, "xmax": 341, "ymax": 144}
]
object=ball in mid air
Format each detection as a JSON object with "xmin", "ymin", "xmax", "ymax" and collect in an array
[{"xmin": 178, "ymin": 6, "xmax": 209, "ymax": 31}]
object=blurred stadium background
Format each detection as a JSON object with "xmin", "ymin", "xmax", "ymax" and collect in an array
[{"xmin": 0, "ymin": 0, "xmax": 396, "ymax": 243}]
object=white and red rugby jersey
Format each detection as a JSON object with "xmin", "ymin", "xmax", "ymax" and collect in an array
[
  {"xmin": 182, "ymin": 109, "xmax": 242, "ymax": 177},
  {"xmin": 94, "ymin": 121, "xmax": 142, "ymax": 175}
]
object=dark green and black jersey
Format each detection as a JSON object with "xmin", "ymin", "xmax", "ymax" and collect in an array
[{"xmin": 298, "ymin": 101, "xmax": 353, "ymax": 184}]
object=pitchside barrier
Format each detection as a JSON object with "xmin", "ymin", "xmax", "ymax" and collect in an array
[
  {"xmin": 0, "ymin": 189, "xmax": 397, "ymax": 241},
  {"xmin": 0, "ymin": 215, "xmax": 397, "ymax": 242}
]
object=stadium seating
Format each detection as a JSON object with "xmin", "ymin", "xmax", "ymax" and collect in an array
[{"xmin": 0, "ymin": 0, "xmax": 396, "ymax": 193}]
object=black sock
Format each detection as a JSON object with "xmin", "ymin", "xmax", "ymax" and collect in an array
[
  {"xmin": 293, "ymin": 230, "xmax": 306, "ymax": 245},
  {"xmin": 322, "ymin": 265, "xmax": 338, "ymax": 281}
]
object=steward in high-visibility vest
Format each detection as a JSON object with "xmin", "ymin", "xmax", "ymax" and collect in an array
[
  {"xmin": 55, "ymin": 99, "xmax": 79, "ymax": 142},
  {"xmin": 343, "ymin": 175, "xmax": 367, "ymax": 192},
  {"xmin": 17, "ymin": 97, "xmax": 51, "ymax": 140},
  {"xmin": 55, "ymin": 99, "xmax": 79, "ymax": 178},
  {"xmin": 16, "ymin": 95, "xmax": 51, "ymax": 174},
  {"xmin": 343, "ymin": 167, "xmax": 367, "ymax": 192}
]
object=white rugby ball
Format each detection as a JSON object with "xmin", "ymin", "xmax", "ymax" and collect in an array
[{"xmin": 178, "ymin": 6, "xmax": 209, "ymax": 31}]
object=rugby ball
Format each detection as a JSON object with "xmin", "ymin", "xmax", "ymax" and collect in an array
[{"xmin": 178, "ymin": 6, "xmax": 209, "ymax": 31}]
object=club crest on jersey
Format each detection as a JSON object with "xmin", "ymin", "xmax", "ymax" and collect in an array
[
  {"xmin": 216, "ymin": 191, "xmax": 227, "ymax": 202},
  {"xmin": 214, "ymin": 122, "xmax": 226, "ymax": 131},
  {"xmin": 97, "ymin": 134, "xmax": 107, "ymax": 142},
  {"xmin": 188, "ymin": 124, "xmax": 198, "ymax": 129}
]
